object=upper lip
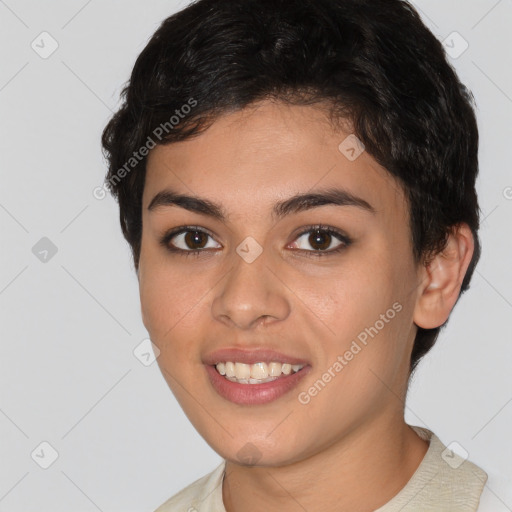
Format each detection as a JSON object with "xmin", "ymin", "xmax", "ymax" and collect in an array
[{"xmin": 203, "ymin": 348, "xmax": 310, "ymax": 366}]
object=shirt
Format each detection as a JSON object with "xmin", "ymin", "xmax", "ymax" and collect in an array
[{"xmin": 154, "ymin": 425, "xmax": 493, "ymax": 511}]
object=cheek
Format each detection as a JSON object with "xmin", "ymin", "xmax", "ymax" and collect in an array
[
  {"xmin": 139, "ymin": 262, "xmax": 210, "ymax": 402},
  {"xmin": 139, "ymin": 253, "xmax": 205, "ymax": 350},
  {"xmin": 314, "ymin": 247, "xmax": 411, "ymax": 376},
  {"xmin": 324, "ymin": 257, "xmax": 395, "ymax": 328}
]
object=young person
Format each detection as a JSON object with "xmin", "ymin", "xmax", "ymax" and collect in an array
[{"xmin": 102, "ymin": 0, "xmax": 496, "ymax": 509}]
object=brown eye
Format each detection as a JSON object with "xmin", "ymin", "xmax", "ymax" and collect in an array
[
  {"xmin": 291, "ymin": 227, "xmax": 350, "ymax": 253},
  {"xmin": 184, "ymin": 230, "xmax": 209, "ymax": 249},
  {"xmin": 308, "ymin": 230, "xmax": 332, "ymax": 251},
  {"xmin": 163, "ymin": 227, "xmax": 222, "ymax": 252}
]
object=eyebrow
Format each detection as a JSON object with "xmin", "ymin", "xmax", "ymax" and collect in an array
[{"xmin": 147, "ymin": 186, "xmax": 376, "ymax": 221}]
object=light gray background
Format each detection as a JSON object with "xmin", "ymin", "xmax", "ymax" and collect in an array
[{"xmin": 0, "ymin": 1, "xmax": 511, "ymax": 511}]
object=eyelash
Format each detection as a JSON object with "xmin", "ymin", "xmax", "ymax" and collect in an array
[{"xmin": 159, "ymin": 224, "xmax": 352, "ymax": 258}]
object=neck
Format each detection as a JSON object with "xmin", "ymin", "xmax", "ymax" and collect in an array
[{"xmin": 222, "ymin": 417, "xmax": 429, "ymax": 512}]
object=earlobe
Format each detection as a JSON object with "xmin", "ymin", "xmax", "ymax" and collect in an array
[{"xmin": 413, "ymin": 223, "xmax": 475, "ymax": 329}]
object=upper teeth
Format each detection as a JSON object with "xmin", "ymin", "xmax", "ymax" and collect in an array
[{"xmin": 216, "ymin": 361, "xmax": 304, "ymax": 380}]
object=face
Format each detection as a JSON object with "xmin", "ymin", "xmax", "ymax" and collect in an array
[{"xmin": 138, "ymin": 100, "xmax": 422, "ymax": 466}]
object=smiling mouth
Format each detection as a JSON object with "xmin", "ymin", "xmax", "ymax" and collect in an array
[
  {"xmin": 214, "ymin": 361, "xmax": 305, "ymax": 384},
  {"xmin": 205, "ymin": 361, "xmax": 311, "ymax": 405}
]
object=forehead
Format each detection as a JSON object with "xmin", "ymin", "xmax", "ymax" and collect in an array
[{"xmin": 143, "ymin": 100, "xmax": 405, "ymax": 219}]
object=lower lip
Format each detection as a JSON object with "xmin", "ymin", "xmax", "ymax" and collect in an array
[{"xmin": 205, "ymin": 364, "xmax": 311, "ymax": 405}]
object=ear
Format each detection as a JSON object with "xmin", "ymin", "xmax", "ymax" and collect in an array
[{"xmin": 413, "ymin": 223, "xmax": 475, "ymax": 329}]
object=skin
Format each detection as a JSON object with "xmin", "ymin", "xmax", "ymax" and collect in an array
[{"xmin": 137, "ymin": 99, "xmax": 474, "ymax": 512}]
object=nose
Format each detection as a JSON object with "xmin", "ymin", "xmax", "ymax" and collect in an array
[{"xmin": 211, "ymin": 249, "xmax": 291, "ymax": 330}]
